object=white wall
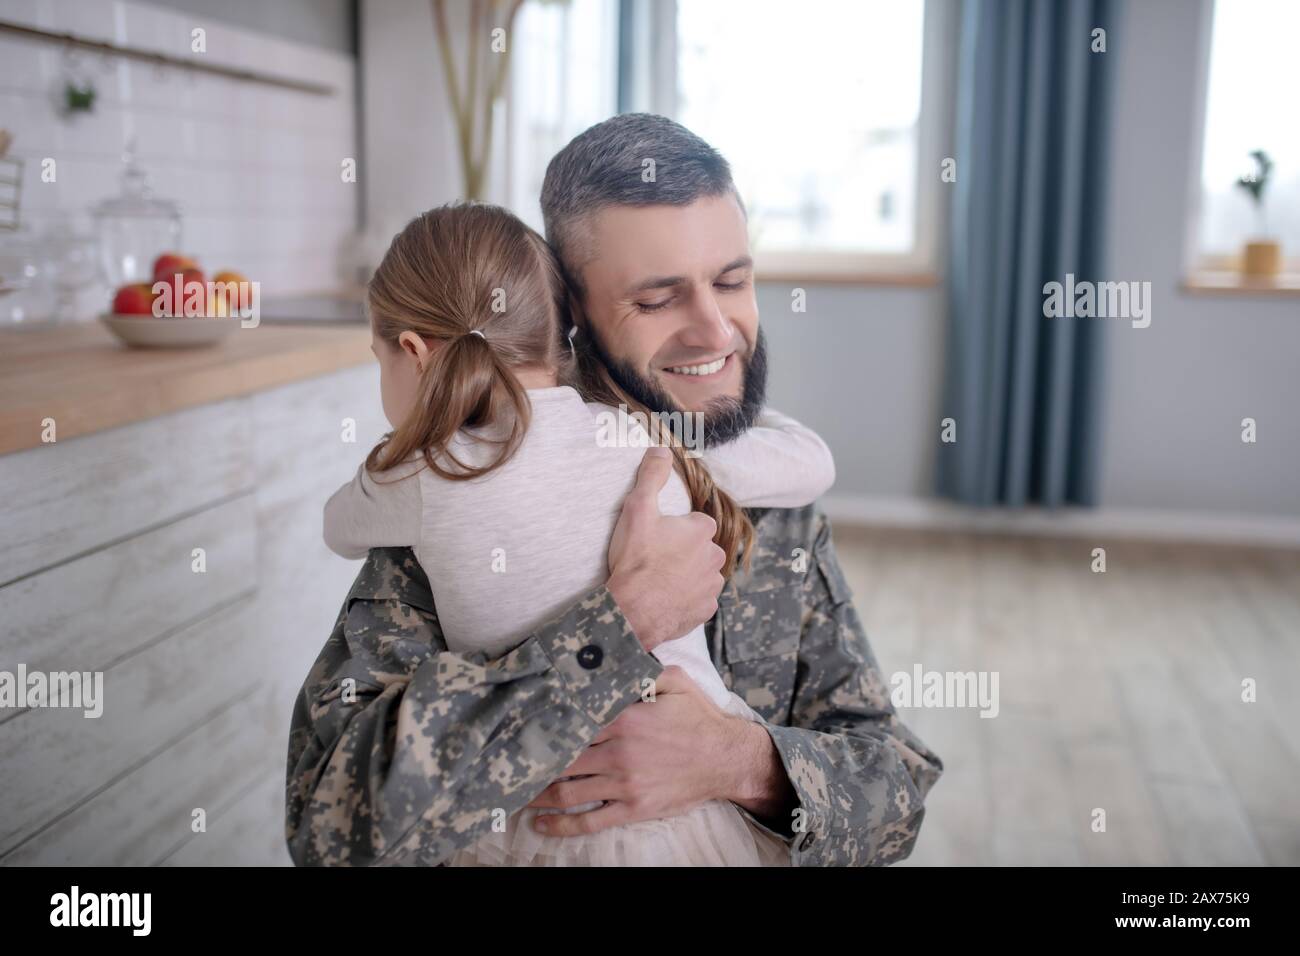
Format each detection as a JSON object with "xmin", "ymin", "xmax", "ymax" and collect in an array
[
  {"xmin": 761, "ymin": 282, "xmax": 946, "ymax": 500},
  {"xmin": 0, "ymin": 0, "xmax": 358, "ymax": 307},
  {"xmin": 358, "ymin": 0, "xmax": 458, "ymax": 242},
  {"xmin": 359, "ymin": 0, "xmax": 512, "ymax": 249}
]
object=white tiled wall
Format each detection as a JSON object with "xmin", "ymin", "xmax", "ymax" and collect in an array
[{"xmin": 0, "ymin": 0, "xmax": 358, "ymax": 308}]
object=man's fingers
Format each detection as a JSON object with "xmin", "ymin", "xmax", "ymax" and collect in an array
[
  {"xmin": 543, "ymin": 739, "xmax": 617, "ymax": 780},
  {"xmin": 646, "ymin": 664, "xmax": 694, "ymax": 695},
  {"xmin": 528, "ymin": 772, "xmax": 619, "ymax": 810},
  {"xmin": 595, "ymin": 666, "xmax": 693, "ymax": 728},
  {"xmin": 590, "ymin": 722, "xmax": 620, "ymax": 746},
  {"xmin": 624, "ymin": 445, "xmax": 673, "ymax": 516},
  {"xmin": 533, "ymin": 800, "xmax": 632, "ymax": 837}
]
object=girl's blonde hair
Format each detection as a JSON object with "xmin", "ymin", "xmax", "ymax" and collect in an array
[{"xmin": 366, "ymin": 201, "xmax": 753, "ymax": 577}]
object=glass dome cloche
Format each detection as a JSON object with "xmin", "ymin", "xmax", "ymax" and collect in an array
[{"xmin": 92, "ymin": 143, "xmax": 182, "ymax": 288}]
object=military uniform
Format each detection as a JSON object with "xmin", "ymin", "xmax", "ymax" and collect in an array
[{"xmin": 285, "ymin": 505, "xmax": 943, "ymax": 866}]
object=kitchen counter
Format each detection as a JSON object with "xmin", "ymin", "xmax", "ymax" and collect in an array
[
  {"xmin": 0, "ymin": 320, "xmax": 373, "ymax": 455},
  {"xmin": 0, "ymin": 317, "xmax": 388, "ymax": 865}
]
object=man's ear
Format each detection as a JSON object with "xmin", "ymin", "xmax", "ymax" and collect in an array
[{"xmin": 397, "ymin": 330, "xmax": 433, "ymax": 372}]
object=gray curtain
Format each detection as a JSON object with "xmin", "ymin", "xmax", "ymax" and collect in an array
[{"xmin": 937, "ymin": 0, "xmax": 1114, "ymax": 507}]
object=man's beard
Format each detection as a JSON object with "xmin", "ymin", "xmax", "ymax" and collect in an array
[{"xmin": 586, "ymin": 325, "xmax": 768, "ymax": 448}]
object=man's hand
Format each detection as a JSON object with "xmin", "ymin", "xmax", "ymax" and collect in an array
[
  {"xmin": 526, "ymin": 666, "xmax": 790, "ymax": 835},
  {"xmin": 606, "ymin": 446, "xmax": 726, "ymax": 652}
]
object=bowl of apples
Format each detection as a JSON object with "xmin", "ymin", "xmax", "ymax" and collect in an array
[{"xmin": 100, "ymin": 254, "xmax": 252, "ymax": 348}]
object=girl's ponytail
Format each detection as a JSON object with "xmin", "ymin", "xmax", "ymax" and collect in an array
[
  {"xmin": 364, "ymin": 203, "xmax": 566, "ymax": 482},
  {"xmin": 366, "ymin": 329, "xmax": 532, "ymax": 480}
]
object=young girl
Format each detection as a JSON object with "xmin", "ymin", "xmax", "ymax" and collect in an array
[{"xmin": 324, "ymin": 203, "xmax": 835, "ymax": 867}]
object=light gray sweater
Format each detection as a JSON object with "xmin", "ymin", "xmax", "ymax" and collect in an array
[{"xmin": 323, "ymin": 386, "xmax": 834, "ymax": 708}]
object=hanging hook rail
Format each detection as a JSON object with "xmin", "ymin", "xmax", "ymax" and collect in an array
[{"xmin": 0, "ymin": 19, "xmax": 336, "ymax": 96}]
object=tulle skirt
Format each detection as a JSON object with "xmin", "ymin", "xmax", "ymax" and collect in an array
[
  {"xmin": 447, "ymin": 679, "xmax": 788, "ymax": 867},
  {"xmin": 446, "ymin": 798, "xmax": 790, "ymax": 867}
]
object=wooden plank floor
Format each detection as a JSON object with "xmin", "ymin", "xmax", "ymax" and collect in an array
[{"xmin": 829, "ymin": 525, "xmax": 1300, "ymax": 866}]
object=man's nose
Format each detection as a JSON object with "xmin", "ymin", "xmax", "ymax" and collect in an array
[{"xmin": 678, "ymin": 289, "xmax": 733, "ymax": 352}]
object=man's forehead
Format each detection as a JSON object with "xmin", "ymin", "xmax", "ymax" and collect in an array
[{"xmin": 583, "ymin": 195, "xmax": 750, "ymax": 288}]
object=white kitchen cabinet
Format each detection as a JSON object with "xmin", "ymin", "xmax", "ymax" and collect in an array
[{"xmin": 0, "ymin": 363, "xmax": 386, "ymax": 866}]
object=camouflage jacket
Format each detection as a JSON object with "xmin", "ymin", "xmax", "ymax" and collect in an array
[{"xmin": 285, "ymin": 505, "xmax": 943, "ymax": 866}]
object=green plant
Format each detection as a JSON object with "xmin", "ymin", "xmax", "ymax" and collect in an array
[
  {"xmin": 62, "ymin": 80, "xmax": 96, "ymax": 115},
  {"xmin": 1235, "ymin": 149, "xmax": 1273, "ymax": 235}
]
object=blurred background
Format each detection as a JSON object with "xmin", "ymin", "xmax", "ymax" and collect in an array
[{"xmin": 0, "ymin": 0, "xmax": 1296, "ymax": 866}]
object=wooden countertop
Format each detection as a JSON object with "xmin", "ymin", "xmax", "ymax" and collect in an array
[{"xmin": 0, "ymin": 321, "xmax": 374, "ymax": 456}]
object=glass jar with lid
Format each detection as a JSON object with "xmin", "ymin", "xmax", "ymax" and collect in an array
[
  {"xmin": 0, "ymin": 225, "xmax": 56, "ymax": 327},
  {"xmin": 92, "ymin": 143, "xmax": 182, "ymax": 288}
]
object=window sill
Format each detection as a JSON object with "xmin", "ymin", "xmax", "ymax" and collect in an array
[{"xmin": 1182, "ymin": 272, "xmax": 1300, "ymax": 296}]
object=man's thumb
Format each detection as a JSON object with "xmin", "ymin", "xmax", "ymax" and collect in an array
[{"xmin": 627, "ymin": 446, "xmax": 673, "ymax": 514}]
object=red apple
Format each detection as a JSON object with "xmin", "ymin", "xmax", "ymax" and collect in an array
[
  {"xmin": 156, "ymin": 268, "xmax": 207, "ymax": 316},
  {"xmin": 152, "ymin": 253, "xmax": 197, "ymax": 282},
  {"xmin": 112, "ymin": 283, "xmax": 156, "ymax": 316}
]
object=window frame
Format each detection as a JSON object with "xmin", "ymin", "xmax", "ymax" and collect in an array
[
  {"xmin": 1183, "ymin": 0, "xmax": 1300, "ymax": 289},
  {"xmin": 625, "ymin": 0, "xmax": 956, "ymax": 283},
  {"xmin": 503, "ymin": 0, "xmax": 622, "ymax": 231}
]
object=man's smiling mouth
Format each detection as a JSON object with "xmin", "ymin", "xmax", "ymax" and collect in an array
[{"xmin": 662, "ymin": 353, "xmax": 733, "ymax": 377}]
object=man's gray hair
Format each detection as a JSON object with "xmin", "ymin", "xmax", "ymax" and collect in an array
[{"xmin": 540, "ymin": 113, "xmax": 739, "ymax": 299}]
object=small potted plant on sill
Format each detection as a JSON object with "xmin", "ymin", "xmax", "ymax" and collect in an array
[{"xmin": 1235, "ymin": 149, "xmax": 1281, "ymax": 279}]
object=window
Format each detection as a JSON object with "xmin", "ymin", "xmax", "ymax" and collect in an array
[
  {"xmin": 506, "ymin": 0, "xmax": 949, "ymax": 280},
  {"xmin": 1194, "ymin": 0, "xmax": 1300, "ymax": 272},
  {"xmin": 507, "ymin": 0, "xmax": 620, "ymax": 234},
  {"xmin": 673, "ymin": 0, "xmax": 944, "ymax": 279}
]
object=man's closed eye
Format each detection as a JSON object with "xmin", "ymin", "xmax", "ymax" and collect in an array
[{"xmin": 635, "ymin": 298, "xmax": 674, "ymax": 314}]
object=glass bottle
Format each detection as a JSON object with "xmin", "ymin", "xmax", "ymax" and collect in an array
[{"xmin": 92, "ymin": 142, "xmax": 182, "ymax": 288}]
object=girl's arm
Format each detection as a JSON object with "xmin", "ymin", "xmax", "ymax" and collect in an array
[
  {"xmin": 701, "ymin": 408, "xmax": 836, "ymax": 508},
  {"xmin": 323, "ymin": 458, "xmax": 423, "ymax": 559}
]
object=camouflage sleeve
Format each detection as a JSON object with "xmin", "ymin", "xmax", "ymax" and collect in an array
[
  {"xmin": 741, "ymin": 513, "xmax": 944, "ymax": 866},
  {"xmin": 284, "ymin": 547, "xmax": 662, "ymax": 867}
]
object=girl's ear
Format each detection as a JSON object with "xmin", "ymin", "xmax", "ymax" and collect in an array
[{"xmin": 397, "ymin": 330, "xmax": 433, "ymax": 372}]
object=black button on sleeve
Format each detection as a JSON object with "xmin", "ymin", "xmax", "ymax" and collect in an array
[
  {"xmin": 576, "ymin": 644, "xmax": 604, "ymax": 669},
  {"xmin": 799, "ymin": 831, "xmax": 816, "ymax": 852}
]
